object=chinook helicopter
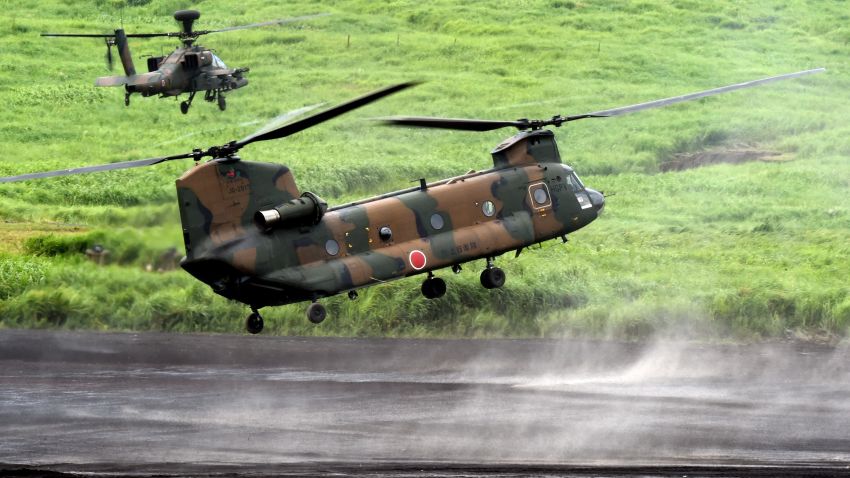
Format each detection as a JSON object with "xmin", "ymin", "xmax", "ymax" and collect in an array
[
  {"xmin": 0, "ymin": 69, "xmax": 823, "ymax": 334},
  {"xmin": 42, "ymin": 10, "xmax": 328, "ymax": 114}
]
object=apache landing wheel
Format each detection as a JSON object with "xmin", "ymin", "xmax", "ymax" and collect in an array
[
  {"xmin": 245, "ymin": 311, "xmax": 263, "ymax": 334},
  {"xmin": 421, "ymin": 277, "xmax": 447, "ymax": 299},
  {"xmin": 217, "ymin": 94, "xmax": 226, "ymax": 111},
  {"xmin": 307, "ymin": 302, "xmax": 326, "ymax": 324},
  {"xmin": 480, "ymin": 267, "xmax": 506, "ymax": 289},
  {"xmin": 180, "ymin": 101, "xmax": 190, "ymax": 114}
]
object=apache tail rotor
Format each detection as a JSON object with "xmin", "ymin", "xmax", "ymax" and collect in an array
[{"xmin": 104, "ymin": 37, "xmax": 115, "ymax": 71}]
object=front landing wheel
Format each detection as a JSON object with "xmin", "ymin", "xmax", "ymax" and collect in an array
[
  {"xmin": 480, "ymin": 267, "xmax": 506, "ymax": 289},
  {"xmin": 246, "ymin": 311, "xmax": 264, "ymax": 334},
  {"xmin": 307, "ymin": 302, "xmax": 326, "ymax": 324}
]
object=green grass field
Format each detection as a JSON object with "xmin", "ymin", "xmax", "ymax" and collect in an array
[{"xmin": 1, "ymin": 0, "xmax": 849, "ymax": 341}]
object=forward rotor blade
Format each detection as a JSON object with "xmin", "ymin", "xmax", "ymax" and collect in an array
[
  {"xmin": 0, "ymin": 152, "xmax": 194, "ymax": 184},
  {"xmin": 566, "ymin": 68, "xmax": 826, "ymax": 121},
  {"xmin": 378, "ymin": 117, "xmax": 526, "ymax": 131},
  {"xmin": 237, "ymin": 81, "xmax": 418, "ymax": 148},
  {"xmin": 206, "ymin": 13, "xmax": 331, "ymax": 34}
]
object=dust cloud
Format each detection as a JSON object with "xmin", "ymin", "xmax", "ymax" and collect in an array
[{"xmin": 2, "ymin": 330, "xmax": 849, "ymax": 468}]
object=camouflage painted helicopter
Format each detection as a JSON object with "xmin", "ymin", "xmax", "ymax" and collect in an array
[
  {"xmin": 42, "ymin": 10, "xmax": 328, "ymax": 114},
  {"xmin": 0, "ymin": 69, "xmax": 823, "ymax": 334}
]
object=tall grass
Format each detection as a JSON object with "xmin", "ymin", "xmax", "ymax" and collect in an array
[{"xmin": 1, "ymin": 0, "xmax": 849, "ymax": 340}]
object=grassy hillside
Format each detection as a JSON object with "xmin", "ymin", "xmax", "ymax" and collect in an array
[{"xmin": 1, "ymin": 0, "xmax": 849, "ymax": 341}]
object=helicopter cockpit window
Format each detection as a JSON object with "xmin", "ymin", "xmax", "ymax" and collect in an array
[
  {"xmin": 566, "ymin": 173, "xmax": 584, "ymax": 193},
  {"xmin": 211, "ymin": 53, "xmax": 227, "ymax": 69}
]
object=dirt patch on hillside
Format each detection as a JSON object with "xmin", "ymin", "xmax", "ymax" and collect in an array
[{"xmin": 660, "ymin": 147, "xmax": 788, "ymax": 172}]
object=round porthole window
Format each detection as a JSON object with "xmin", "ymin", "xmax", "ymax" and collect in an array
[
  {"xmin": 533, "ymin": 187, "xmax": 549, "ymax": 205},
  {"xmin": 379, "ymin": 226, "xmax": 393, "ymax": 241},
  {"xmin": 482, "ymin": 200, "xmax": 496, "ymax": 217},
  {"xmin": 325, "ymin": 239, "xmax": 340, "ymax": 256},
  {"xmin": 430, "ymin": 213, "xmax": 445, "ymax": 230}
]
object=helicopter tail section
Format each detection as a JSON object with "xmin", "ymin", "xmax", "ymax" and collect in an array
[
  {"xmin": 114, "ymin": 29, "xmax": 136, "ymax": 76},
  {"xmin": 176, "ymin": 159, "xmax": 301, "ymax": 283},
  {"xmin": 94, "ymin": 75, "xmax": 129, "ymax": 87},
  {"xmin": 94, "ymin": 29, "xmax": 138, "ymax": 88}
]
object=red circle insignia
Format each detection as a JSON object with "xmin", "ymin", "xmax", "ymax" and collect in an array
[{"xmin": 409, "ymin": 250, "xmax": 427, "ymax": 270}]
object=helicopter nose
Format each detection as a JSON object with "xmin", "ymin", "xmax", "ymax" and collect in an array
[{"xmin": 586, "ymin": 188, "xmax": 605, "ymax": 213}]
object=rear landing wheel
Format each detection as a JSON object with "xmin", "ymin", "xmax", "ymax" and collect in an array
[
  {"xmin": 180, "ymin": 101, "xmax": 190, "ymax": 114},
  {"xmin": 480, "ymin": 267, "xmax": 505, "ymax": 289},
  {"xmin": 307, "ymin": 302, "xmax": 326, "ymax": 324},
  {"xmin": 245, "ymin": 311, "xmax": 263, "ymax": 334}
]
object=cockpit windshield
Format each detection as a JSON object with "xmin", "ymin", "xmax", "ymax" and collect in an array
[
  {"xmin": 566, "ymin": 172, "xmax": 585, "ymax": 192},
  {"xmin": 211, "ymin": 53, "xmax": 227, "ymax": 69}
]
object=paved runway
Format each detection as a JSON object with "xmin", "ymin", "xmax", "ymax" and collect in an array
[{"xmin": 1, "ymin": 329, "xmax": 848, "ymax": 477}]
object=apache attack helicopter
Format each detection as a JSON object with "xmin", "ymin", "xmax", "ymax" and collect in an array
[
  {"xmin": 42, "ymin": 10, "xmax": 328, "ymax": 114},
  {"xmin": 0, "ymin": 69, "xmax": 823, "ymax": 334}
]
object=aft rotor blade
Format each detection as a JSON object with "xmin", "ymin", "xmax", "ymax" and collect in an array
[
  {"xmin": 237, "ymin": 81, "xmax": 418, "ymax": 148},
  {"xmin": 379, "ymin": 117, "xmax": 526, "ymax": 131},
  {"xmin": 206, "ymin": 13, "xmax": 331, "ymax": 34},
  {"xmin": 42, "ymin": 33, "xmax": 116, "ymax": 38},
  {"xmin": 0, "ymin": 153, "xmax": 195, "ymax": 184},
  {"xmin": 42, "ymin": 32, "xmax": 176, "ymax": 39},
  {"xmin": 566, "ymin": 68, "xmax": 826, "ymax": 121},
  {"xmin": 238, "ymin": 103, "xmax": 325, "ymax": 144}
]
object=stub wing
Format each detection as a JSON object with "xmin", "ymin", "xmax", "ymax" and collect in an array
[{"xmin": 205, "ymin": 68, "xmax": 235, "ymax": 76}]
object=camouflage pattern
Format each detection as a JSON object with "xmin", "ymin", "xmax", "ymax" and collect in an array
[
  {"xmin": 96, "ymin": 29, "xmax": 248, "ymax": 101},
  {"xmin": 176, "ymin": 129, "xmax": 605, "ymax": 309}
]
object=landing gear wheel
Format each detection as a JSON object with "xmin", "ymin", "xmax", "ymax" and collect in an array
[
  {"xmin": 421, "ymin": 277, "xmax": 447, "ymax": 299},
  {"xmin": 217, "ymin": 94, "xmax": 226, "ymax": 111},
  {"xmin": 307, "ymin": 302, "xmax": 326, "ymax": 324},
  {"xmin": 480, "ymin": 267, "xmax": 506, "ymax": 289},
  {"xmin": 245, "ymin": 311, "xmax": 264, "ymax": 334},
  {"xmin": 180, "ymin": 101, "xmax": 190, "ymax": 115},
  {"xmin": 124, "ymin": 94, "xmax": 130, "ymax": 107}
]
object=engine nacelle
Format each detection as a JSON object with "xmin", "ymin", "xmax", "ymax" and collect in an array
[{"xmin": 254, "ymin": 191, "xmax": 327, "ymax": 232}]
